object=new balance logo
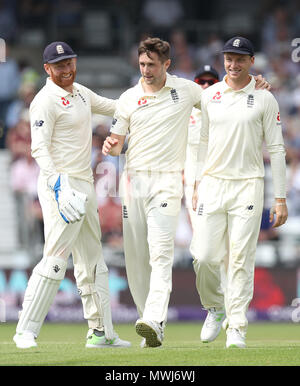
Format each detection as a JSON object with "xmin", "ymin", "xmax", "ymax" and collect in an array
[
  {"xmin": 123, "ymin": 205, "xmax": 128, "ymax": 218},
  {"xmin": 160, "ymin": 202, "xmax": 168, "ymax": 208},
  {"xmin": 33, "ymin": 120, "xmax": 44, "ymax": 127},
  {"xmin": 247, "ymin": 205, "xmax": 254, "ymax": 210},
  {"xmin": 53, "ymin": 265, "xmax": 60, "ymax": 273}
]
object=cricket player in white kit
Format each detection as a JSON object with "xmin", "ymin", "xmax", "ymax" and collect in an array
[
  {"xmin": 102, "ymin": 38, "xmax": 203, "ymax": 347},
  {"xmin": 13, "ymin": 42, "xmax": 130, "ymax": 349},
  {"xmin": 191, "ymin": 37, "xmax": 288, "ymax": 348},
  {"xmin": 184, "ymin": 66, "xmax": 229, "ymax": 343},
  {"xmin": 184, "ymin": 65, "xmax": 219, "ymax": 232}
]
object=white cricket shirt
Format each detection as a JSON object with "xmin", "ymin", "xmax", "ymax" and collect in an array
[
  {"xmin": 197, "ymin": 76, "xmax": 286, "ymax": 197},
  {"xmin": 110, "ymin": 73, "xmax": 202, "ymax": 172},
  {"xmin": 30, "ymin": 78, "xmax": 116, "ymax": 182}
]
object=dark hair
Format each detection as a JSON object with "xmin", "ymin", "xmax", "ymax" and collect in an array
[{"xmin": 138, "ymin": 37, "xmax": 170, "ymax": 63}]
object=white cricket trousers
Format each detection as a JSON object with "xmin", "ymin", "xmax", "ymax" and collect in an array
[
  {"xmin": 16, "ymin": 175, "xmax": 114, "ymax": 338},
  {"xmin": 190, "ymin": 175, "xmax": 264, "ymax": 333},
  {"xmin": 120, "ymin": 170, "xmax": 183, "ymax": 324}
]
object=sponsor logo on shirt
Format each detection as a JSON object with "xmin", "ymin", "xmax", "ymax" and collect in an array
[
  {"xmin": 61, "ymin": 97, "xmax": 70, "ymax": 106},
  {"xmin": 138, "ymin": 97, "xmax": 148, "ymax": 106},
  {"xmin": 160, "ymin": 202, "xmax": 168, "ymax": 208},
  {"xmin": 137, "ymin": 95, "xmax": 157, "ymax": 108},
  {"xmin": 212, "ymin": 91, "xmax": 222, "ymax": 102},
  {"xmin": 276, "ymin": 112, "xmax": 281, "ymax": 125},
  {"xmin": 61, "ymin": 97, "xmax": 73, "ymax": 109}
]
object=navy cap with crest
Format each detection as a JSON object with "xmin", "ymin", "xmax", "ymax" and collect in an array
[
  {"xmin": 43, "ymin": 41, "xmax": 77, "ymax": 64},
  {"xmin": 194, "ymin": 65, "xmax": 219, "ymax": 81},
  {"xmin": 222, "ymin": 36, "xmax": 254, "ymax": 56}
]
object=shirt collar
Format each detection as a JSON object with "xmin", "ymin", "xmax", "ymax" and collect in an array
[
  {"xmin": 164, "ymin": 72, "xmax": 177, "ymax": 89},
  {"xmin": 221, "ymin": 75, "xmax": 256, "ymax": 93},
  {"xmin": 46, "ymin": 77, "xmax": 73, "ymax": 97}
]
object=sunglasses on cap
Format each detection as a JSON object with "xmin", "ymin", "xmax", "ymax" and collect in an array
[{"xmin": 195, "ymin": 78, "xmax": 218, "ymax": 86}]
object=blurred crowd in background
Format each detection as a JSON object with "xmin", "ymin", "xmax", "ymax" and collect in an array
[{"xmin": 0, "ymin": 0, "xmax": 299, "ymax": 268}]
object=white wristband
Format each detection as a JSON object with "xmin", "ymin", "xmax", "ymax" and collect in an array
[{"xmin": 275, "ymin": 202, "xmax": 286, "ymax": 206}]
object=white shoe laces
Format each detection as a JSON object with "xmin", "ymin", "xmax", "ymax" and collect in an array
[
  {"xmin": 228, "ymin": 328, "xmax": 244, "ymax": 340},
  {"xmin": 205, "ymin": 308, "xmax": 224, "ymax": 328}
]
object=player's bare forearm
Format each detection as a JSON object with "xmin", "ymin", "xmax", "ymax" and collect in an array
[
  {"xmin": 192, "ymin": 180, "xmax": 200, "ymax": 211},
  {"xmin": 269, "ymin": 198, "xmax": 288, "ymax": 228}
]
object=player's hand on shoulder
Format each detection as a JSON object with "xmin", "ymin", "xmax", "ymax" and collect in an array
[{"xmin": 254, "ymin": 74, "xmax": 271, "ymax": 91}]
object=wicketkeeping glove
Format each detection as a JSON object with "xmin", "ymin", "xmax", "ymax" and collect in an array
[{"xmin": 48, "ymin": 174, "xmax": 87, "ymax": 224}]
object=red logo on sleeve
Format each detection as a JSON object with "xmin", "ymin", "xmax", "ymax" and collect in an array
[
  {"xmin": 61, "ymin": 97, "xmax": 70, "ymax": 106},
  {"xmin": 277, "ymin": 112, "xmax": 281, "ymax": 121}
]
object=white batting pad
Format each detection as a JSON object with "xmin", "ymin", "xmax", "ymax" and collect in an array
[{"xmin": 16, "ymin": 256, "xmax": 67, "ymax": 336}]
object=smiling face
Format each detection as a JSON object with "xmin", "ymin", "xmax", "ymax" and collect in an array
[
  {"xmin": 44, "ymin": 58, "xmax": 77, "ymax": 91},
  {"xmin": 224, "ymin": 52, "xmax": 254, "ymax": 86},
  {"xmin": 139, "ymin": 51, "xmax": 171, "ymax": 92}
]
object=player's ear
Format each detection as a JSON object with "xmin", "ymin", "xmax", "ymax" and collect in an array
[
  {"xmin": 164, "ymin": 59, "xmax": 171, "ymax": 71},
  {"xmin": 44, "ymin": 63, "xmax": 51, "ymax": 76}
]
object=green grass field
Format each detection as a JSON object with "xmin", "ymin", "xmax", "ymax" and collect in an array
[{"xmin": 1, "ymin": 322, "xmax": 300, "ymax": 366}]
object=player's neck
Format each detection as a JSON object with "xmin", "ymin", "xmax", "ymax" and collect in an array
[
  {"xmin": 225, "ymin": 74, "xmax": 251, "ymax": 90},
  {"xmin": 142, "ymin": 76, "xmax": 166, "ymax": 94},
  {"xmin": 49, "ymin": 77, "xmax": 74, "ymax": 94},
  {"xmin": 63, "ymin": 84, "xmax": 74, "ymax": 93}
]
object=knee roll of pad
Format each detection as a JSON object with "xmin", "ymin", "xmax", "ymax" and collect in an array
[
  {"xmin": 35, "ymin": 255, "xmax": 67, "ymax": 281},
  {"xmin": 16, "ymin": 256, "xmax": 67, "ymax": 337}
]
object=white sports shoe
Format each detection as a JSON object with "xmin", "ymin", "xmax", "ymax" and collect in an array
[
  {"xmin": 135, "ymin": 319, "xmax": 164, "ymax": 347},
  {"xmin": 201, "ymin": 308, "xmax": 226, "ymax": 343},
  {"xmin": 13, "ymin": 331, "xmax": 37, "ymax": 349},
  {"xmin": 226, "ymin": 328, "xmax": 246, "ymax": 348},
  {"xmin": 86, "ymin": 329, "xmax": 131, "ymax": 348}
]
